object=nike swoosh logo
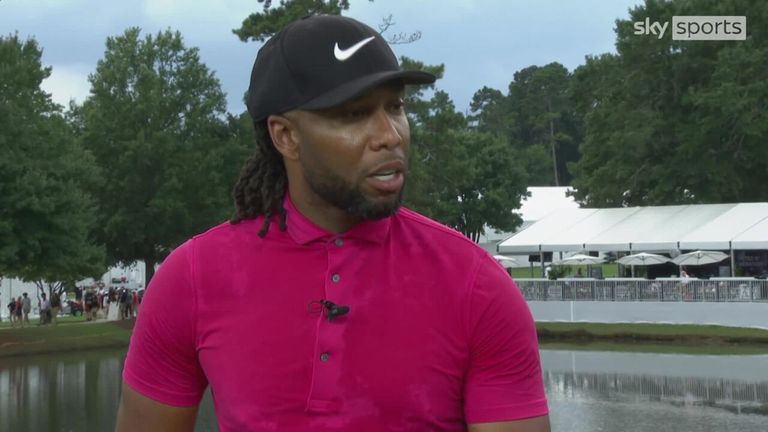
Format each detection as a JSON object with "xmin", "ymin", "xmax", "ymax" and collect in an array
[{"xmin": 334, "ymin": 36, "xmax": 376, "ymax": 61}]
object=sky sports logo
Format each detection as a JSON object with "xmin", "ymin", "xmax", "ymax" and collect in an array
[{"xmin": 634, "ymin": 16, "xmax": 746, "ymax": 40}]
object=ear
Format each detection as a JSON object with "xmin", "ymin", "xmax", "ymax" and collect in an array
[{"xmin": 267, "ymin": 114, "xmax": 300, "ymax": 161}]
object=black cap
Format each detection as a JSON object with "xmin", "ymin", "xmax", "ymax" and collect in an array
[{"xmin": 246, "ymin": 15, "xmax": 436, "ymax": 122}]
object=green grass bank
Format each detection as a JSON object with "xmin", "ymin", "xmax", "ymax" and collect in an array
[
  {"xmin": 2, "ymin": 319, "xmax": 768, "ymax": 358},
  {"xmin": 0, "ymin": 318, "xmax": 133, "ymax": 358}
]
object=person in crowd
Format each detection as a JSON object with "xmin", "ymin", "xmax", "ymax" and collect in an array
[
  {"xmin": 7, "ymin": 298, "xmax": 17, "ymax": 328},
  {"xmin": 119, "ymin": 288, "xmax": 129, "ymax": 320},
  {"xmin": 22, "ymin": 292, "xmax": 31, "ymax": 327},
  {"xmin": 39, "ymin": 293, "xmax": 51, "ymax": 326},
  {"xmin": 84, "ymin": 288, "xmax": 97, "ymax": 321},
  {"xmin": 131, "ymin": 290, "xmax": 138, "ymax": 318},
  {"xmin": 49, "ymin": 292, "xmax": 61, "ymax": 325},
  {"xmin": 14, "ymin": 296, "xmax": 22, "ymax": 326}
]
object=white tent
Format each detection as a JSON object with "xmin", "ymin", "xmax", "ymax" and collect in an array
[
  {"xmin": 498, "ymin": 202, "xmax": 768, "ymax": 255},
  {"xmin": 678, "ymin": 203, "xmax": 768, "ymax": 250},
  {"xmin": 732, "ymin": 217, "xmax": 768, "ymax": 250}
]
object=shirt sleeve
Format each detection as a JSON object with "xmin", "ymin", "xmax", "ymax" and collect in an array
[
  {"xmin": 122, "ymin": 240, "xmax": 208, "ymax": 407},
  {"xmin": 463, "ymin": 255, "xmax": 549, "ymax": 423}
]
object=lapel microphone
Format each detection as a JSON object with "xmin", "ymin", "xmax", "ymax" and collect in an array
[{"xmin": 317, "ymin": 299, "xmax": 350, "ymax": 321}]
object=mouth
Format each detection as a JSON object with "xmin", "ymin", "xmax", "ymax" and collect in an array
[{"xmin": 366, "ymin": 161, "xmax": 406, "ymax": 194}]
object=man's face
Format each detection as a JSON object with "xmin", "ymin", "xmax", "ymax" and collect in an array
[{"xmin": 288, "ymin": 83, "xmax": 410, "ymax": 220}]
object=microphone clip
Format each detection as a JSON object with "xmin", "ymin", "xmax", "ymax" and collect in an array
[{"xmin": 309, "ymin": 299, "xmax": 350, "ymax": 322}]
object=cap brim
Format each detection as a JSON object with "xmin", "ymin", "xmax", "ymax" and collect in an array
[{"xmin": 299, "ymin": 70, "xmax": 436, "ymax": 111}]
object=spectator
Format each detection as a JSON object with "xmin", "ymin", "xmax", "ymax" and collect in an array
[
  {"xmin": 131, "ymin": 290, "xmax": 138, "ymax": 318},
  {"xmin": 7, "ymin": 298, "xmax": 16, "ymax": 328},
  {"xmin": 84, "ymin": 288, "xmax": 97, "ymax": 321},
  {"xmin": 14, "ymin": 296, "xmax": 22, "ymax": 326},
  {"xmin": 22, "ymin": 292, "xmax": 31, "ymax": 327},
  {"xmin": 39, "ymin": 293, "xmax": 51, "ymax": 326},
  {"xmin": 49, "ymin": 292, "xmax": 61, "ymax": 325}
]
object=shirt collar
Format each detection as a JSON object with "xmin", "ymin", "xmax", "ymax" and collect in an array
[{"xmin": 283, "ymin": 193, "xmax": 391, "ymax": 245}]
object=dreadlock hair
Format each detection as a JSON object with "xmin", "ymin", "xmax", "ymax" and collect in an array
[{"xmin": 231, "ymin": 119, "xmax": 289, "ymax": 237}]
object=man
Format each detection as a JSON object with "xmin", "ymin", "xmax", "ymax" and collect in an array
[
  {"xmin": 49, "ymin": 291, "xmax": 61, "ymax": 325},
  {"xmin": 39, "ymin": 293, "xmax": 50, "ymax": 326},
  {"xmin": 117, "ymin": 15, "xmax": 549, "ymax": 432},
  {"xmin": 84, "ymin": 288, "xmax": 96, "ymax": 321},
  {"xmin": 6, "ymin": 297, "xmax": 16, "ymax": 328},
  {"xmin": 22, "ymin": 292, "xmax": 31, "ymax": 327}
]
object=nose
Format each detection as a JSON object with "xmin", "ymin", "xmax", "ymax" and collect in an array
[{"xmin": 368, "ymin": 107, "xmax": 403, "ymax": 151}]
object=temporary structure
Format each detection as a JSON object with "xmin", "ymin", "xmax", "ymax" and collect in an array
[
  {"xmin": 672, "ymin": 250, "xmax": 729, "ymax": 266},
  {"xmin": 617, "ymin": 252, "xmax": 671, "ymax": 266},
  {"xmin": 553, "ymin": 254, "xmax": 605, "ymax": 265}
]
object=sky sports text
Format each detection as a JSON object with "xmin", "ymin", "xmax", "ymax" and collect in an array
[{"xmin": 634, "ymin": 16, "xmax": 746, "ymax": 40}]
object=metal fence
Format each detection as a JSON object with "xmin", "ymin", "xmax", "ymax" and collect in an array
[{"xmin": 516, "ymin": 278, "xmax": 768, "ymax": 302}]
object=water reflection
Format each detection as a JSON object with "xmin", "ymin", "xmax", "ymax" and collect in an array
[
  {"xmin": 542, "ymin": 349, "xmax": 768, "ymax": 432},
  {"xmin": 1, "ymin": 348, "xmax": 766, "ymax": 431},
  {"xmin": 0, "ymin": 348, "xmax": 216, "ymax": 432},
  {"xmin": 0, "ymin": 348, "xmax": 125, "ymax": 432}
]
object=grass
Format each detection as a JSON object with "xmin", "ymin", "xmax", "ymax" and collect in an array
[
  {"xmin": 511, "ymin": 263, "xmax": 621, "ymax": 279},
  {"xmin": 539, "ymin": 340, "xmax": 768, "ymax": 355},
  {"xmin": 0, "ymin": 319, "xmax": 134, "ymax": 358},
  {"xmin": 0, "ymin": 314, "xmax": 87, "ymax": 329},
  {"xmin": 536, "ymin": 321, "xmax": 768, "ymax": 350},
  {"xmin": 4, "ymin": 318, "xmax": 768, "ymax": 358}
]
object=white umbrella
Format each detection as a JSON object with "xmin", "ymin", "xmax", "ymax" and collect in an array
[
  {"xmin": 553, "ymin": 254, "xmax": 605, "ymax": 265},
  {"xmin": 672, "ymin": 250, "xmax": 729, "ymax": 266},
  {"xmin": 617, "ymin": 252, "xmax": 670, "ymax": 266},
  {"xmin": 493, "ymin": 255, "xmax": 518, "ymax": 268}
]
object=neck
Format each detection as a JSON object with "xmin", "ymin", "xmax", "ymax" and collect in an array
[{"xmin": 287, "ymin": 183, "xmax": 361, "ymax": 234}]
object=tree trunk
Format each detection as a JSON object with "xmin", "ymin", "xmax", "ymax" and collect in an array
[
  {"xmin": 547, "ymin": 98, "xmax": 560, "ymax": 187},
  {"xmin": 144, "ymin": 256, "xmax": 157, "ymax": 289}
]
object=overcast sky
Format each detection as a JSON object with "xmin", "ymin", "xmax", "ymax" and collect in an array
[{"xmin": 2, "ymin": 0, "xmax": 643, "ymax": 115}]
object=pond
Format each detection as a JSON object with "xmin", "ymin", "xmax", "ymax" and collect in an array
[{"xmin": 0, "ymin": 347, "xmax": 766, "ymax": 431}]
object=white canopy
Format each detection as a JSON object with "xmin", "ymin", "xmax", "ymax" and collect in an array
[
  {"xmin": 732, "ymin": 216, "xmax": 768, "ymax": 250},
  {"xmin": 498, "ymin": 202, "xmax": 768, "ymax": 254}
]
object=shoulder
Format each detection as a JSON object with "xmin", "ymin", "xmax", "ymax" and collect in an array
[
  {"xmin": 186, "ymin": 218, "xmax": 266, "ymax": 250},
  {"xmin": 393, "ymin": 207, "xmax": 488, "ymax": 257},
  {"xmin": 390, "ymin": 207, "xmax": 504, "ymax": 282}
]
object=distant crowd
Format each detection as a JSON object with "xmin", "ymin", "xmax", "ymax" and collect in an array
[{"xmin": 4, "ymin": 286, "xmax": 143, "ymax": 328}]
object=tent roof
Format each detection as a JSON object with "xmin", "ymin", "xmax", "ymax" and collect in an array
[
  {"xmin": 498, "ymin": 202, "xmax": 768, "ymax": 254},
  {"xmin": 679, "ymin": 203, "xmax": 768, "ymax": 250},
  {"xmin": 732, "ymin": 216, "xmax": 768, "ymax": 250}
]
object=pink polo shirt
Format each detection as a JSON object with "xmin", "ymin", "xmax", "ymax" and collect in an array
[{"xmin": 123, "ymin": 196, "xmax": 548, "ymax": 431}]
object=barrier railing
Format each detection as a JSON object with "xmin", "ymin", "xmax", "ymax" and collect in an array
[{"xmin": 515, "ymin": 278, "xmax": 768, "ymax": 302}]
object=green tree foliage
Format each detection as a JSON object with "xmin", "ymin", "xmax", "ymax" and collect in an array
[
  {"xmin": 469, "ymin": 63, "xmax": 582, "ymax": 187},
  {"xmin": 406, "ymin": 91, "xmax": 528, "ymax": 241},
  {"xmin": 0, "ymin": 35, "xmax": 105, "ymax": 296},
  {"xmin": 80, "ymin": 28, "xmax": 250, "ymax": 283},
  {"xmin": 234, "ymin": 0, "xmax": 361, "ymax": 42},
  {"xmin": 570, "ymin": 0, "xmax": 768, "ymax": 207},
  {"xmin": 508, "ymin": 63, "xmax": 580, "ymax": 187}
]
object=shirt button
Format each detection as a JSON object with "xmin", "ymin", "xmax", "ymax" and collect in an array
[
  {"xmin": 320, "ymin": 352, "xmax": 330, "ymax": 362},
  {"xmin": 331, "ymin": 274, "xmax": 341, "ymax": 283},
  {"xmin": 334, "ymin": 238, "xmax": 344, "ymax": 247}
]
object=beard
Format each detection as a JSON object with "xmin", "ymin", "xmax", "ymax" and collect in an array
[{"xmin": 301, "ymin": 160, "xmax": 405, "ymax": 220}]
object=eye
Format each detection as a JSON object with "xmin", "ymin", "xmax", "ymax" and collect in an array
[
  {"xmin": 390, "ymin": 100, "xmax": 406, "ymax": 113},
  {"xmin": 348, "ymin": 108, "xmax": 369, "ymax": 119}
]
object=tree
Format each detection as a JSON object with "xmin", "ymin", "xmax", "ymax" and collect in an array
[
  {"xmin": 507, "ymin": 63, "xmax": 580, "ymax": 186},
  {"xmin": 80, "ymin": 28, "xmax": 249, "ymax": 284},
  {"xmin": 0, "ymin": 34, "xmax": 105, "ymax": 297},
  {"xmin": 570, "ymin": 0, "xmax": 768, "ymax": 206},
  {"xmin": 406, "ymin": 91, "xmax": 528, "ymax": 241},
  {"xmin": 234, "ymin": 0, "xmax": 419, "ymax": 45}
]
